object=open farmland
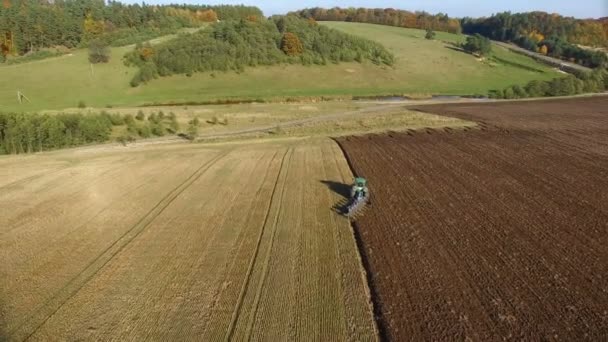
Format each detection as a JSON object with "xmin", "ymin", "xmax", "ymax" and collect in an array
[
  {"xmin": 0, "ymin": 22, "xmax": 559, "ymax": 112},
  {"xmin": 336, "ymin": 96, "xmax": 608, "ymax": 341},
  {"xmin": 0, "ymin": 139, "xmax": 377, "ymax": 341}
]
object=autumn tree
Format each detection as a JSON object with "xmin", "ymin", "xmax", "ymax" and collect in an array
[
  {"xmin": 539, "ymin": 45, "xmax": 548, "ymax": 55},
  {"xmin": 196, "ymin": 9, "xmax": 218, "ymax": 22},
  {"xmin": 281, "ymin": 32, "xmax": 304, "ymax": 56}
]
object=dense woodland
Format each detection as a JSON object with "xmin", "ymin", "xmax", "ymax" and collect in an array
[
  {"xmin": 124, "ymin": 15, "xmax": 395, "ymax": 86},
  {"xmin": 0, "ymin": 0, "xmax": 262, "ymax": 58}
]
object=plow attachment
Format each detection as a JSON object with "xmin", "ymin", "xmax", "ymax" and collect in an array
[{"xmin": 333, "ymin": 194, "xmax": 370, "ymax": 220}]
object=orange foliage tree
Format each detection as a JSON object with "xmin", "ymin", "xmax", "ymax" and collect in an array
[
  {"xmin": 196, "ymin": 9, "xmax": 218, "ymax": 22},
  {"xmin": 281, "ymin": 32, "xmax": 304, "ymax": 56}
]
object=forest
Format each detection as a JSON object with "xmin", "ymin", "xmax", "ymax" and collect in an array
[
  {"xmin": 0, "ymin": 0, "xmax": 262, "ymax": 58},
  {"xmin": 124, "ymin": 15, "xmax": 395, "ymax": 86}
]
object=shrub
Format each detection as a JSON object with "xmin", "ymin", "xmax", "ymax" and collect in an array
[
  {"xmin": 463, "ymin": 34, "xmax": 492, "ymax": 56},
  {"xmin": 123, "ymin": 114, "xmax": 135, "ymax": 125},
  {"xmin": 148, "ymin": 112, "xmax": 161, "ymax": 124},
  {"xmin": 425, "ymin": 30, "xmax": 436, "ymax": 40},
  {"xmin": 108, "ymin": 113, "xmax": 125, "ymax": 125},
  {"xmin": 503, "ymin": 87, "xmax": 515, "ymax": 99},
  {"xmin": 512, "ymin": 85, "xmax": 527, "ymax": 98},
  {"xmin": 136, "ymin": 110, "xmax": 145, "ymax": 121},
  {"xmin": 187, "ymin": 118, "xmax": 199, "ymax": 140},
  {"xmin": 88, "ymin": 39, "xmax": 110, "ymax": 64},
  {"xmin": 78, "ymin": 100, "xmax": 87, "ymax": 109},
  {"xmin": 137, "ymin": 124, "xmax": 151, "ymax": 138},
  {"xmin": 150, "ymin": 123, "xmax": 165, "ymax": 136}
]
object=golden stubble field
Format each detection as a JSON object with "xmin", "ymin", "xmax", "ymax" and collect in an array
[{"xmin": 0, "ymin": 138, "xmax": 377, "ymax": 341}]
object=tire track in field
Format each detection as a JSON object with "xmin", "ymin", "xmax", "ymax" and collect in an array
[
  {"xmin": 224, "ymin": 148, "xmax": 293, "ymax": 342},
  {"xmin": 0, "ymin": 164, "xmax": 70, "ymax": 192},
  {"xmin": 9, "ymin": 151, "xmax": 229, "ymax": 342},
  {"xmin": 198, "ymin": 150, "xmax": 281, "ymax": 339}
]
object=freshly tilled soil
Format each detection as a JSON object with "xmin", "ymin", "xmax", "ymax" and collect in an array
[{"xmin": 336, "ymin": 96, "xmax": 608, "ymax": 341}]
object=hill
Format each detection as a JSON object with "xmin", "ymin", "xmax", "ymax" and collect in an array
[{"xmin": 0, "ymin": 22, "xmax": 560, "ymax": 112}]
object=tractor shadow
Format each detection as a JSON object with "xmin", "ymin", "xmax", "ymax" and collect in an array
[{"xmin": 320, "ymin": 180, "xmax": 351, "ymax": 215}]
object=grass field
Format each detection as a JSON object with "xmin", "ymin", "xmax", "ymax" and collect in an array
[
  {"xmin": 93, "ymin": 101, "xmax": 473, "ymax": 142},
  {"xmin": 0, "ymin": 22, "xmax": 560, "ymax": 112},
  {"xmin": 0, "ymin": 138, "xmax": 378, "ymax": 341}
]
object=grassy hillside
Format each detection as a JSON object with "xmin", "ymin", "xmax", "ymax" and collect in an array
[{"xmin": 0, "ymin": 22, "xmax": 560, "ymax": 112}]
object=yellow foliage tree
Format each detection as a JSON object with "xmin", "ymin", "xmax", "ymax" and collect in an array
[
  {"xmin": 83, "ymin": 13, "xmax": 104, "ymax": 38},
  {"xmin": 281, "ymin": 32, "xmax": 304, "ymax": 56},
  {"xmin": 539, "ymin": 45, "xmax": 548, "ymax": 55},
  {"xmin": 528, "ymin": 30, "xmax": 545, "ymax": 43}
]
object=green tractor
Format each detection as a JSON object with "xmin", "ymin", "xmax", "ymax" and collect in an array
[{"xmin": 346, "ymin": 177, "xmax": 370, "ymax": 217}]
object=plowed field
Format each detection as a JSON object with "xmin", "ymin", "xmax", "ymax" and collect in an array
[
  {"xmin": 336, "ymin": 96, "xmax": 608, "ymax": 341},
  {"xmin": 0, "ymin": 139, "xmax": 377, "ymax": 341}
]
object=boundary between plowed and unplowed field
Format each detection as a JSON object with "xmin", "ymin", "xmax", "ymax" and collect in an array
[{"xmin": 333, "ymin": 139, "xmax": 388, "ymax": 341}]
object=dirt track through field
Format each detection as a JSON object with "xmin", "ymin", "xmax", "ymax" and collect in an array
[
  {"xmin": 337, "ymin": 96, "xmax": 608, "ymax": 341},
  {"xmin": 1, "ymin": 139, "xmax": 377, "ymax": 341}
]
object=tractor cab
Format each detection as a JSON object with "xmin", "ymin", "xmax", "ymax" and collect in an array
[
  {"xmin": 355, "ymin": 177, "xmax": 367, "ymax": 187},
  {"xmin": 351, "ymin": 177, "xmax": 368, "ymax": 200},
  {"xmin": 347, "ymin": 177, "xmax": 370, "ymax": 217}
]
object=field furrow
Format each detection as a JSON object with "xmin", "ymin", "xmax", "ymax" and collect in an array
[{"xmin": 337, "ymin": 96, "xmax": 608, "ymax": 341}]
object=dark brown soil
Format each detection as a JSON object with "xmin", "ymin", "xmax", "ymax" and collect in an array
[{"xmin": 336, "ymin": 96, "xmax": 608, "ymax": 341}]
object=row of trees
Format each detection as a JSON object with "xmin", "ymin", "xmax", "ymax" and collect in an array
[
  {"xmin": 490, "ymin": 69, "xmax": 608, "ymax": 99},
  {"xmin": 291, "ymin": 7, "xmax": 462, "ymax": 34},
  {"xmin": 0, "ymin": 1, "xmax": 262, "ymax": 59},
  {"xmin": 0, "ymin": 111, "xmax": 113, "ymax": 154},
  {"xmin": 0, "ymin": 110, "xmax": 182, "ymax": 154},
  {"xmin": 124, "ymin": 15, "xmax": 395, "ymax": 86}
]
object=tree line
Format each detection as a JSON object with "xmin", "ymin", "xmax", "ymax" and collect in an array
[
  {"xmin": 291, "ymin": 7, "xmax": 462, "ymax": 34},
  {"xmin": 0, "ymin": 0, "xmax": 262, "ymax": 59},
  {"xmin": 291, "ymin": 8, "xmax": 608, "ymax": 69},
  {"xmin": 490, "ymin": 69, "xmax": 608, "ymax": 99},
  {"xmin": 462, "ymin": 12, "xmax": 608, "ymax": 68},
  {"xmin": 0, "ymin": 110, "xmax": 181, "ymax": 154},
  {"xmin": 124, "ymin": 15, "xmax": 395, "ymax": 86}
]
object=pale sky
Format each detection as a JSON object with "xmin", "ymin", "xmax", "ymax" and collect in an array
[{"xmin": 126, "ymin": 0, "xmax": 608, "ymax": 19}]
